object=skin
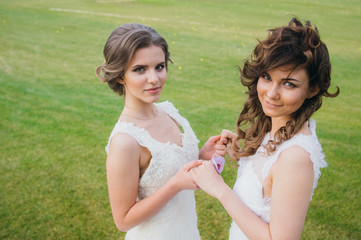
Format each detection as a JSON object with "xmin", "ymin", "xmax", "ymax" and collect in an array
[
  {"xmin": 107, "ymin": 45, "xmax": 218, "ymax": 231},
  {"xmin": 120, "ymin": 45, "xmax": 167, "ymax": 117},
  {"xmin": 257, "ymin": 67, "xmax": 317, "ymax": 134},
  {"xmin": 190, "ymin": 66, "xmax": 320, "ymax": 239}
]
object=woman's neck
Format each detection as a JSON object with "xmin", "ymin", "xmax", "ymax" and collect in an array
[
  {"xmin": 270, "ymin": 116, "xmax": 291, "ymax": 136},
  {"xmin": 121, "ymin": 102, "xmax": 158, "ymax": 120},
  {"xmin": 270, "ymin": 117, "xmax": 310, "ymax": 137}
]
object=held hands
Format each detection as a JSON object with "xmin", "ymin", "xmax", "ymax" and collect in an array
[
  {"xmin": 218, "ymin": 129, "xmax": 238, "ymax": 159},
  {"xmin": 189, "ymin": 161, "xmax": 226, "ymax": 199},
  {"xmin": 169, "ymin": 160, "xmax": 203, "ymax": 192},
  {"xmin": 200, "ymin": 130, "xmax": 238, "ymax": 159},
  {"xmin": 199, "ymin": 135, "xmax": 228, "ymax": 160},
  {"xmin": 189, "ymin": 130, "xmax": 238, "ymax": 198}
]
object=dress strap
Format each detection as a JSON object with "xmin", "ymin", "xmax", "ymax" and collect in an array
[
  {"xmin": 156, "ymin": 101, "xmax": 199, "ymax": 149},
  {"xmin": 309, "ymin": 119, "xmax": 317, "ymax": 134},
  {"xmin": 260, "ymin": 119, "xmax": 327, "ymax": 199},
  {"xmin": 105, "ymin": 121, "xmax": 160, "ymax": 155},
  {"xmin": 156, "ymin": 101, "xmax": 187, "ymax": 131}
]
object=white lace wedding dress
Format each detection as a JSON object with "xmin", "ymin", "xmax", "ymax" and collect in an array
[
  {"xmin": 105, "ymin": 101, "xmax": 201, "ymax": 240},
  {"xmin": 229, "ymin": 120, "xmax": 327, "ymax": 239}
]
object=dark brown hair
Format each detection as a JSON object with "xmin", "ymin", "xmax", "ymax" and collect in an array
[
  {"xmin": 95, "ymin": 23, "xmax": 171, "ymax": 96},
  {"xmin": 233, "ymin": 17, "xmax": 339, "ymax": 159}
]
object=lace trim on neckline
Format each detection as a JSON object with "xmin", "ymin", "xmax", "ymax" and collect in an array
[
  {"xmin": 105, "ymin": 101, "xmax": 197, "ymax": 154},
  {"xmin": 263, "ymin": 120, "xmax": 315, "ymax": 143},
  {"xmin": 116, "ymin": 121, "xmax": 185, "ymax": 150}
]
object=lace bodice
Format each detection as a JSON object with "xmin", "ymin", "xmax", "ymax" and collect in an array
[
  {"xmin": 105, "ymin": 101, "xmax": 201, "ymax": 240},
  {"xmin": 229, "ymin": 120, "xmax": 327, "ymax": 240}
]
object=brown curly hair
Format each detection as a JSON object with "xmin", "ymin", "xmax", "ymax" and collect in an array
[
  {"xmin": 95, "ymin": 23, "xmax": 171, "ymax": 96},
  {"xmin": 232, "ymin": 17, "xmax": 339, "ymax": 159}
]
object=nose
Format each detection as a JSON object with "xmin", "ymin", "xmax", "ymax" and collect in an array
[
  {"xmin": 266, "ymin": 83, "xmax": 280, "ymax": 99},
  {"xmin": 148, "ymin": 69, "xmax": 159, "ymax": 84}
]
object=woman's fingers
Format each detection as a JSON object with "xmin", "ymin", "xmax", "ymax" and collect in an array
[
  {"xmin": 220, "ymin": 129, "xmax": 237, "ymax": 144},
  {"xmin": 184, "ymin": 160, "xmax": 203, "ymax": 172}
]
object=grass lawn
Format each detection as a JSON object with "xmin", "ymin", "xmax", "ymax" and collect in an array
[{"xmin": 1, "ymin": 0, "xmax": 360, "ymax": 239}]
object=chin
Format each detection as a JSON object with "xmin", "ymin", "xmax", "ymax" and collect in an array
[{"xmin": 147, "ymin": 96, "xmax": 161, "ymax": 104}]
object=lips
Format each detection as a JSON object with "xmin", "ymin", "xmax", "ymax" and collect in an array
[
  {"xmin": 265, "ymin": 99, "xmax": 282, "ymax": 108},
  {"xmin": 144, "ymin": 87, "xmax": 161, "ymax": 93}
]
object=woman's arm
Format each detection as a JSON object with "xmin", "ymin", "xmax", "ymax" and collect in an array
[
  {"xmin": 267, "ymin": 146, "xmax": 314, "ymax": 239},
  {"xmin": 190, "ymin": 146, "xmax": 314, "ymax": 239},
  {"xmin": 190, "ymin": 161, "xmax": 272, "ymax": 239},
  {"xmin": 107, "ymin": 133, "xmax": 201, "ymax": 232}
]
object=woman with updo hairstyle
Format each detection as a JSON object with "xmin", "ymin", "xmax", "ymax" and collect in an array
[
  {"xmin": 190, "ymin": 18, "xmax": 339, "ymax": 239},
  {"xmin": 96, "ymin": 23, "xmax": 219, "ymax": 239},
  {"xmin": 96, "ymin": 23, "xmax": 171, "ymax": 96}
]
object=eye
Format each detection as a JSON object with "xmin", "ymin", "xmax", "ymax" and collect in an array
[
  {"xmin": 285, "ymin": 81, "xmax": 296, "ymax": 88},
  {"xmin": 156, "ymin": 64, "xmax": 165, "ymax": 71},
  {"xmin": 133, "ymin": 66, "xmax": 145, "ymax": 72},
  {"xmin": 261, "ymin": 73, "xmax": 271, "ymax": 81}
]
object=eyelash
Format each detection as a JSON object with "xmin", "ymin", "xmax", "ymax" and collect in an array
[
  {"xmin": 156, "ymin": 64, "xmax": 165, "ymax": 70},
  {"xmin": 262, "ymin": 73, "xmax": 271, "ymax": 80},
  {"xmin": 285, "ymin": 82, "xmax": 296, "ymax": 88},
  {"xmin": 133, "ymin": 64, "xmax": 165, "ymax": 72},
  {"xmin": 133, "ymin": 67, "xmax": 145, "ymax": 72},
  {"xmin": 262, "ymin": 74, "xmax": 297, "ymax": 88}
]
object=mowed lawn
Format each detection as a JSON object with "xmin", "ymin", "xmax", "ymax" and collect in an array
[{"xmin": 0, "ymin": 0, "xmax": 360, "ymax": 239}]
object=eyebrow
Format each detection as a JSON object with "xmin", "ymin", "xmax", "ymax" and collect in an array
[
  {"xmin": 131, "ymin": 64, "xmax": 146, "ymax": 69},
  {"xmin": 156, "ymin": 61, "xmax": 166, "ymax": 66},
  {"xmin": 131, "ymin": 62, "xmax": 165, "ymax": 69},
  {"xmin": 282, "ymin": 77, "xmax": 301, "ymax": 82}
]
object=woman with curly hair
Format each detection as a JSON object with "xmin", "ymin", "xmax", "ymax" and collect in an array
[{"xmin": 190, "ymin": 18, "xmax": 339, "ymax": 239}]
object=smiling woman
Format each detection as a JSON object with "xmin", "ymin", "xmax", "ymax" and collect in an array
[
  {"xmin": 257, "ymin": 66, "xmax": 318, "ymax": 133},
  {"xmin": 189, "ymin": 17, "xmax": 340, "ymax": 240}
]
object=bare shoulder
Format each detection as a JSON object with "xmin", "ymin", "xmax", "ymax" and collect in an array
[
  {"xmin": 272, "ymin": 145, "xmax": 314, "ymax": 202},
  {"xmin": 107, "ymin": 133, "xmax": 142, "ymax": 167},
  {"xmin": 109, "ymin": 132, "xmax": 140, "ymax": 151},
  {"xmin": 275, "ymin": 145, "xmax": 313, "ymax": 175}
]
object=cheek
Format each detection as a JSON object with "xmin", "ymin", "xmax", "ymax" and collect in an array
[
  {"xmin": 257, "ymin": 80, "xmax": 266, "ymax": 96},
  {"xmin": 160, "ymin": 71, "xmax": 167, "ymax": 84},
  {"xmin": 285, "ymin": 92, "xmax": 307, "ymax": 108},
  {"xmin": 125, "ymin": 72, "xmax": 144, "ymax": 82}
]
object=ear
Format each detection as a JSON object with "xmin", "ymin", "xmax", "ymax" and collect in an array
[
  {"xmin": 307, "ymin": 85, "xmax": 320, "ymax": 99},
  {"xmin": 117, "ymin": 78, "xmax": 124, "ymax": 84}
]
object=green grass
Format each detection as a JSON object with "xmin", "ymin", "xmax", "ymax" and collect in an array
[{"xmin": 1, "ymin": 0, "xmax": 360, "ymax": 239}]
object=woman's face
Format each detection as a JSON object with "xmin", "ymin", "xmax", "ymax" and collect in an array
[
  {"xmin": 121, "ymin": 45, "xmax": 167, "ymax": 105},
  {"xmin": 257, "ymin": 66, "xmax": 314, "ymax": 126}
]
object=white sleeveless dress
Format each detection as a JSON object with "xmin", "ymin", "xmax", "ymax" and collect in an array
[
  {"xmin": 105, "ymin": 101, "xmax": 201, "ymax": 240},
  {"xmin": 229, "ymin": 120, "xmax": 327, "ymax": 239}
]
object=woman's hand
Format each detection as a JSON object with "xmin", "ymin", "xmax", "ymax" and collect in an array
[
  {"xmin": 199, "ymin": 135, "xmax": 227, "ymax": 160},
  {"xmin": 219, "ymin": 129, "xmax": 238, "ymax": 159},
  {"xmin": 169, "ymin": 160, "xmax": 203, "ymax": 191},
  {"xmin": 189, "ymin": 161, "xmax": 226, "ymax": 199}
]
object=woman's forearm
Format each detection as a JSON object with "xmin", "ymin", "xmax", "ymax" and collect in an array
[
  {"xmin": 114, "ymin": 160, "xmax": 200, "ymax": 231},
  {"xmin": 114, "ymin": 179, "xmax": 180, "ymax": 231}
]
